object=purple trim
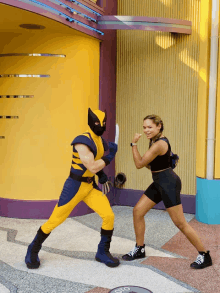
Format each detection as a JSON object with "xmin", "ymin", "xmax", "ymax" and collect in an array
[
  {"xmin": 98, "ymin": 24, "xmax": 191, "ymax": 34},
  {"xmin": 0, "ymin": 193, "xmax": 112, "ymax": 219},
  {"xmin": 0, "ymin": 189, "xmax": 195, "ymax": 219},
  {"xmin": 96, "ymin": 0, "xmax": 103, "ymax": 8},
  {"xmin": 98, "ymin": 15, "xmax": 192, "ymax": 26},
  {"xmin": 0, "ymin": 0, "xmax": 104, "ymax": 40},
  {"xmin": 0, "ymin": 197, "xmax": 93, "ymax": 219},
  {"xmin": 99, "ymin": 0, "xmax": 117, "ymax": 181},
  {"xmin": 113, "ymin": 189, "xmax": 196, "ymax": 214},
  {"xmin": 97, "ymin": 15, "xmax": 192, "ymax": 34}
]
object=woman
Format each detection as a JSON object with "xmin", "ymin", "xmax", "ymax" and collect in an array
[{"xmin": 122, "ymin": 114, "xmax": 212, "ymax": 269}]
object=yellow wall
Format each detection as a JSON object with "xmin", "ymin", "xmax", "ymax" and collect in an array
[
  {"xmin": 116, "ymin": 0, "xmax": 201, "ymax": 195},
  {"xmin": 196, "ymin": 0, "xmax": 220, "ymax": 179},
  {"xmin": 0, "ymin": 6, "xmax": 100, "ymax": 200}
]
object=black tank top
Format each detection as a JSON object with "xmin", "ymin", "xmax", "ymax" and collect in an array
[{"xmin": 149, "ymin": 137, "xmax": 171, "ymax": 171}]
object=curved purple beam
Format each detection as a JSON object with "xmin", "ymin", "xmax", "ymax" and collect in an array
[
  {"xmin": 97, "ymin": 16, "xmax": 192, "ymax": 34},
  {"xmin": 0, "ymin": 0, "xmax": 105, "ymax": 40}
]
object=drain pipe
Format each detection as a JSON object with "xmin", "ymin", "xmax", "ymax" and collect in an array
[{"xmin": 206, "ymin": 0, "xmax": 219, "ymax": 180}]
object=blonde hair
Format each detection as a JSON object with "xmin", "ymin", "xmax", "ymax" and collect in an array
[{"xmin": 143, "ymin": 114, "xmax": 164, "ymax": 148}]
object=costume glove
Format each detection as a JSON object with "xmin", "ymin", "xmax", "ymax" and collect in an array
[
  {"xmin": 96, "ymin": 170, "xmax": 108, "ymax": 184},
  {"xmin": 96, "ymin": 170, "xmax": 113, "ymax": 194},
  {"xmin": 101, "ymin": 142, "xmax": 118, "ymax": 166}
]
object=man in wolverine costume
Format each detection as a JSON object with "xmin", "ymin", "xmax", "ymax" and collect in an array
[{"xmin": 25, "ymin": 108, "xmax": 120, "ymax": 268}]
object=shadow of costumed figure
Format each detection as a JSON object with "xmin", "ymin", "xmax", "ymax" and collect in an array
[{"xmin": 25, "ymin": 108, "xmax": 120, "ymax": 269}]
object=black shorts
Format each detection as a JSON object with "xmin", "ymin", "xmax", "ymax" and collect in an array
[{"xmin": 144, "ymin": 167, "xmax": 182, "ymax": 208}]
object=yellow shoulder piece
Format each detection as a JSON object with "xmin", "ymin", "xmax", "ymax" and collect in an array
[{"xmin": 82, "ymin": 133, "xmax": 91, "ymax": 139}]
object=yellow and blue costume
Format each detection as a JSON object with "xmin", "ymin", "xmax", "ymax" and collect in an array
[
  {"xmin": 41, "ymin": 111, "xmax": 114, "ymax": 233},
  {"xmin": 25, "ymin": 108, "xmax": 119, "ymax": 269}
]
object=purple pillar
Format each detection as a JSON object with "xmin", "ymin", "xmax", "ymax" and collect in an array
[{"xmin": 99, "ymin": 0, "xmax": 117, "ymax": 184}]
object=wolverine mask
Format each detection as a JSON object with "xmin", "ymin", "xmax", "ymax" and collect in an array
[{"xmin": 88, "ymin": 108, "xmax": 107, "ymax": 136}]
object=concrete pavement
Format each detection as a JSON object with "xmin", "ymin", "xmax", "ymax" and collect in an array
[{"xmin": 0, "ymin": 206, "xmax": 218, "ymax": 293}]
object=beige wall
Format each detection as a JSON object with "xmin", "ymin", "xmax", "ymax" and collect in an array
[
  {"xmin": 116, "ymin": 0, "xmax": 201, "ymax": 195},
  {"xmin": 0, "ymin": 6, "xmax": 100, "ymax": 200}
]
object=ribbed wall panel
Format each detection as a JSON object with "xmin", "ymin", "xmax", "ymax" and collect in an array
[{"xmin": 116, "ymin": 0, "xmax": 200, "ymax": 195}]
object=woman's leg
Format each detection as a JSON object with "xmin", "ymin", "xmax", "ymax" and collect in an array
[
  {"xmin": 167, "ymin": 204, "xmax": 206, "ymax": 252},
  {"xmin": 122, "ymin": 182, "xmax": 161, "ymax": 261},
  {"xmin": 122, "ymin": 194, "xmax": 157, "ymax": 261},
  {"xmin": 133, "ymin": 194, "xmax": 156, "ymax": 246}
]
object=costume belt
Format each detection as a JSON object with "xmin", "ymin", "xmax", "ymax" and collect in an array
[{"xmin": 69, "ymin": 172, "xmax": 94, "ymax": 184}]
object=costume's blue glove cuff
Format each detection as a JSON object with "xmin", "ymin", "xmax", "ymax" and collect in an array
[
  {"xmin": 101, "ymin": 156, "xmax": 110, "ymax": 166},
  {"xmin": 108, "ymin": 141, "xmax": 118, "ymax": 155},
  {"xmin": 101, "ymin": 142, "xmax": 118, "ymax": 166}
]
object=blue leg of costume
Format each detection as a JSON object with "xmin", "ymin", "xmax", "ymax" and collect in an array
[
  {"xmin": 95, "ymin": 228, "xmax": 119, "ymax": 267},
  {"xmin": 83, "ymin": 187, "xmax": 120, "ymax": 267},
  {"xmin": 25, "ymin": 178, "xmax": 120, "ymax": 268},
  {"xmin": 25, "ymin": 178, "xmax": 86, "ymax": 269},
  {"xmin": 25, "ymin": 227, "xmax": 50, "ymax": 269}
]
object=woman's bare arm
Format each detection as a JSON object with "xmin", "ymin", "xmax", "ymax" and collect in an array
[{"xmin": 132, "ymin": 142, "xmax": 162, "ymax": 169}]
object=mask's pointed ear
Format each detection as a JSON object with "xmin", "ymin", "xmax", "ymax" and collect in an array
[
  {"xmin": 88, "ymin": 108, "xmax": 97, "ymax": 118},
  {"xmin": 104, "ymin": 109, "xmax": 107, "ymax": 122},
  {"xmin": 88, "ymin": 108, "xmax": 99, "ymax": 125}
]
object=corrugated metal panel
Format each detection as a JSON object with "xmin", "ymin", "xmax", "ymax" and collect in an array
[{"xmin": 116, "ymin": 0, "xmax": 200, "ymax": 195}]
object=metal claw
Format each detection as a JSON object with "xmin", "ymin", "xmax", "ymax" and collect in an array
[
  {"xmin": 107, "ymin": 181, "xmax": 113, "ymax": 188},
  {"xmin": 105, "ymin": 183, "xmax": 108, "ymax": 194},
  {"xmin": 106, "ymin": 182, "xmax": 110, "ymax": 193}
]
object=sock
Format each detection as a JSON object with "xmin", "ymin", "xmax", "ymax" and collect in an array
[{"xmin": 198, "ymin": 251, "xmax": 207, "ymax": 255}]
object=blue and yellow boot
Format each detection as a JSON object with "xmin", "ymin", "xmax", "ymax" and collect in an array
[
  {"xmin": 95, "ymin": 228, "xmax": 120, "ymax": 268},
  {"xmin": 25, "ymin": 227, "xmax": 50, "ymax": 269}
]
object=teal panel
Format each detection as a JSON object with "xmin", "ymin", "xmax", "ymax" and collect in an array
[{"xmin": 196, "ymin": 177, "xmax": 220, "ymax": 224}]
